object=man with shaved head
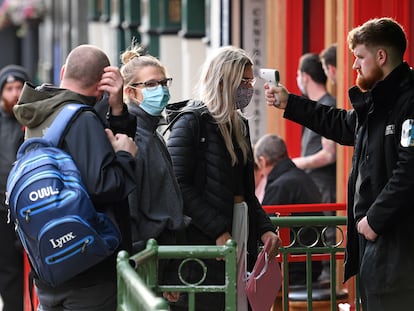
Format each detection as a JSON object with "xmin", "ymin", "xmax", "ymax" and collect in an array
[
  {"xmin": 13, "ymin": 44, "xmax": 137, "ymax": 310},
  {"xmin": 63, "ymin": 45, "xmax": 110, "ymax": 90}
]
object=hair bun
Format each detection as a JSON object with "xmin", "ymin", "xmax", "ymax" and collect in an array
[
  {"xmin": 121, "ymin": 50, "xmax": 140, "ymax": 64},
  {"xmin": 120, "ymin": 43, "xmax": 146, "ymax": 65}
]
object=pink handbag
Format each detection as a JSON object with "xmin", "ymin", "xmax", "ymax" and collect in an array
[{"xmin": 246, "ymin": 241, "xmax": 282, "ymax": 311}]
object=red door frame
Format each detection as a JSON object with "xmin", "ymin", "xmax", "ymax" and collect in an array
[{"xmin": 283, "ymin": 0, "xmax": 325, "ymax": 158}]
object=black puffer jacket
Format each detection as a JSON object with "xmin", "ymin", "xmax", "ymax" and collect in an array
[{"xmin": 167, "ymin": 104, "xmax": 275, "ymax": 271}]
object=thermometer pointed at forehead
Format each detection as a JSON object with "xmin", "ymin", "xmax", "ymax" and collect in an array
[{"xmin": 259, "ymin": 68, "xmax": 280, "ymax": 87}]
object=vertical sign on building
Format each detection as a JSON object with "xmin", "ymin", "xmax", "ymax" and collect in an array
[{"xmin": 242, "ymin": 0, "xmax": 267, "ymax": 144}]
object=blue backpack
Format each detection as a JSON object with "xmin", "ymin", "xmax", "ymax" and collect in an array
[{"xmin": 6, "ymin": 104, "xmax": 121, "ymax": 287}]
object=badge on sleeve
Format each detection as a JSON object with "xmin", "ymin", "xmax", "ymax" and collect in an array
[{"xmin": 401, "ymin": 119, "xmax": 414, "ymax": 147}]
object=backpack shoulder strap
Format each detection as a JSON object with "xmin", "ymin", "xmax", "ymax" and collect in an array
[
  {"xmin": 168, "ymin": 103, "xmax": 207, "ymax": 155},
  {"xmin": 162, "ymin": 99, "xmax": 206, "ymax": 137},
  {"xmin": 43, "ymin": 103, "xmax": 91, "ymax": 146}
]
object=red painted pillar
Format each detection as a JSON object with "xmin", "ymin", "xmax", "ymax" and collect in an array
[
  {"xmin": 283, "ymin": 0, "xmax": 325, "ymax": 158},
  {"xmin": 23, "ymin": 253, "xmax": 38, "ymax": 311}
]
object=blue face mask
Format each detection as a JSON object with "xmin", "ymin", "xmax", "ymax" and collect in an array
[
  {"xmin": 235, "ymin": 85, "xmax": 254, "ymax": 110},
  {"xmin": 140, "ymin": 85, "xmax": 170, "ymax": 116}
]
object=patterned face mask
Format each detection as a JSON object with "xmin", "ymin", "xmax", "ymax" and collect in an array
[{"xmin": 235, "ymin": 85, "xmax": 254, "ymax": 110}]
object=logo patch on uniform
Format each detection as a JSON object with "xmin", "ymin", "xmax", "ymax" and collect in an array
[
  {"xmin": 401, "ymin": 119, "xmax": 414, "ymax": 147},
  {"xmin": 385, "ymin": 124, "xmax": 395, "ymax": 136}
]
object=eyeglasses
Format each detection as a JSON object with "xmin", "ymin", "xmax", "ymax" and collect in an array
[
  {"xmin": 240, "ymin": 77, "xmax": 256, "ymax": 86},
  {"xmin": 130, "ymin": 78, "xmax": 173, "ymax": 89}
]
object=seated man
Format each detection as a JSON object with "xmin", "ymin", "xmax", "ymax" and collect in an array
[{"xmin": 254, "ymin": 134, "xmax": 324, "ymax": 286}]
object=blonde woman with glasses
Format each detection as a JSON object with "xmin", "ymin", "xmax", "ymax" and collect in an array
[{"xmin": 119, "ymin": 43, "xmax": 189, "ymax": 297}]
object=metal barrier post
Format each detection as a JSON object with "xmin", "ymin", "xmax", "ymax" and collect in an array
[
  {"xmin": 224, "ymin": 240, "xmax": 237, "ymax": 311},
  {"xmin": 118, "ymin": 239, "xmax": 237, "ymax": 311},
  {"xmin": 117, "ymin": 250, "xmax": 169, "ymax": 311}
]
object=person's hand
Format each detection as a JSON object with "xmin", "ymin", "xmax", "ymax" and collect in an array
[
  {"xmin": 99, "ymin": 66, "xmax": 124, "ymax": 115},
  {"xmin": 261, "ymin": 231, "xmax": 282, "ymax": 260},
  {"xmin": 163, "ymin": 291, "xmax": 180, "ymax": 302},
  {"xmin": 216, "ymin": 231, "xmax": 232, "ymax": 261},
  {"xmin": 264, "ymin": 82, "xmax": 289, "ymax": 109},
  {"xmin": 357, "ymin": 216, "xmax": 378, "ymax": 242},
  {"xmin": 105, "ymin": 128, "xmax": 138, "ymax": 157},
  {"xmin": 216, "ymin": 231, "xmax": 232, "ymax": 246}
]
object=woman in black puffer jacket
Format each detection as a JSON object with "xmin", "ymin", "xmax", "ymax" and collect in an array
[{"xmin": 167, "ymin": 46, "xmax": 282, "ymax": 311}]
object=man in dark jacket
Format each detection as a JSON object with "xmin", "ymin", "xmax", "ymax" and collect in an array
[
  {"xmin": 0, "ymin": 65, "xmax": 30, "ymax": 311},
  {"xmin": 254, "ymin": 134, "xmax": 324, "ymax": 285},
  {"xmin": 13, "ymin": 45, "xmax": 137, "ymax": 311},
  {"xmin": 265, "ymin": 17, "xmax": 414, "ymax": 311}
]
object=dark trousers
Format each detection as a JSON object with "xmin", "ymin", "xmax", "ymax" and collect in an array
[
  {"xmin": 36, "ymin": 280, "xmax": 117, "ymax": 311},
  {"xmin": 357, "ymin": 234, "xmax": 414, "ymax": 311},
  {"xmin": 359, "ymin": 284, "xmax": 414, "ymax": 311},
  {"xmin": 0, "ymin": 211, "xmax": 23, "ymax": 311}
]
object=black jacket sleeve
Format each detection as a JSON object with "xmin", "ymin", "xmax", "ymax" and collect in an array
[
  {"xmin": 95, "ymin": 99, "xmax": 137, "ymax": 138},
  {"xmin": 106, "ymin": 105, "xmax": 137, "ymax": 138},
  {"xmin": 63, "ymin": 110, "xmax": 136, "ymax": 206},
  {"xmin": 284, "ymin": 94, "xmax": 356, "ymax": 146}
]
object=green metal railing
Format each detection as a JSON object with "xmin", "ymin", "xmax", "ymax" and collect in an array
[
  {"xmin": 271, "ymin": 215, "xmax": 360, "ymax": 311},
  {"xmin": 117, "ymin": 215, "xmax": 360, "ymax": 311},
  {"xmin": 117, "ymin": 249, "xmax": 169, "ymax": 310},
  {"xmin": 117, "ymin": 239, "xmax": 237, "ymax": 311}
]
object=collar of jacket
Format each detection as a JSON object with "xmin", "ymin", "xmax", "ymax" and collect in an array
[
  {"xmin": 127, "ymin": 103, "xmax": 161, "ymax": 132},
  {"xmin": 349, "ymin": 62, "xmax": 411, "ymax": 113},
  {"xmin": 267, "ymin": 158, "xmax": 296, "ymax": 182},
  {"xmin": 14, "ymin": 82, "xmax": 97, "ymax": 128}
]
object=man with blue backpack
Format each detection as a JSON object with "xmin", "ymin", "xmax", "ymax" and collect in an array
[{"xmin": 10, "ymin": 45, "xmax": 137, "ymax": 311}]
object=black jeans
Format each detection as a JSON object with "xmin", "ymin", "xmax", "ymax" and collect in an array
[
  {"xmin": 0, "ymin": 210, "xmax": 23, "ymax": 311},
  {"xmin": 36, "ymin": 280, "xmax": 116, "ymax": 311}
]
